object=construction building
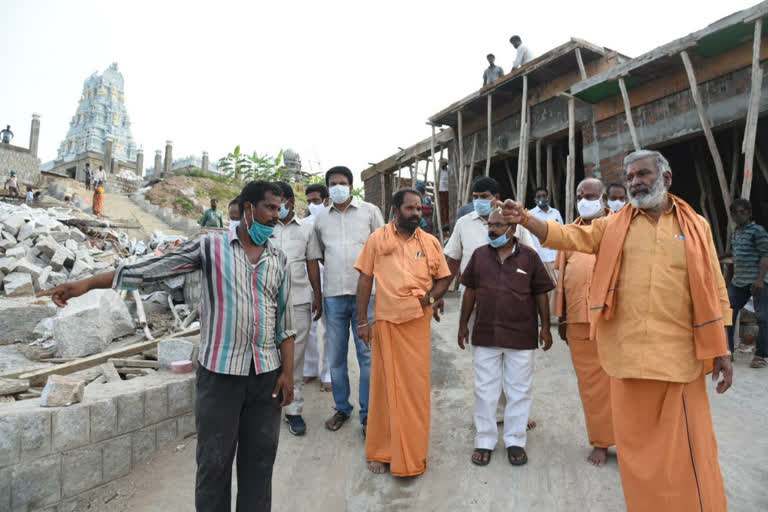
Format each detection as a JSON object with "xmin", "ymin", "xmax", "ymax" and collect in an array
[{"xmin": 363, "ymin": 1, "xmax": 768, "ymax": 250}]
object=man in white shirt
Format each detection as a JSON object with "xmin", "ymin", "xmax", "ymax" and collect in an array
[
  {"xmin": 510, "ymin": 35, "xmax": 534, "ymax": 69},
  {"xmin": 483, "ymin": 54, "xmax": 505, "ymax": 86},
  {"xmin": 529, "ymin": 187, "xmax": 563, "ymax": 312},
  {"xmin": 302, "ymin": 183, "xmax": 332, "ymax": 392},
  {"xmin": 314, "ymin": 166, "xmax": 385, "ymax": 435},
  {"xmin": 272, "ymin": 182, "xmax": 323, "ymax": 436}
]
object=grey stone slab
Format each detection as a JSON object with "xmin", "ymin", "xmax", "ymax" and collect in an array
[
  {"xmin": 10, "ymin": 454, "xmax": 60, "ymax": 511},
  {"xmin": 0, "ymin": 303, "xmax": 57, "ymax": 343},
  {"xmin": 19, "ymin": 408, "xmax": 52, "ymax": 460},
  {"xmin": 0, "ymin": 466, "xmax": 9, "ymax": 512},
  {"xmin": 116, "ymin": 390, "xmax": 144, "ymax": 434},
  {"xmin": 131, "ymin": 427, "xmax": 156, "ymax": 465},
  {"xmin": 144, "ymin": 385, "xmax": 168, "ymax": 425},
  {"xmin": 167, "ymin": 378, "xmax": 193, "ymax": 416},
  {"xmin": 3, "ymin": 272, "xmax": 33, "ymax": 297},
  {"xmin": 156, "ymin": 419, "xmax": 177, "ymax": 447},
  {"xmin": 61, "ymin": 445, "xmax": 102, "ymax": 498},
  {"xmin": 0, "ymin": 414, "xmax": 19, "ymax": 467},
  {"xmin": 102, "ymin": 434, "xmax": 132, "ymax": 482},
  {"xmin": 52, "ymin": 403, "xmax": 90, "ymax": 451},
  {"xmin": 157, "ymin": 338, "xmax": 198, "ymax": 367},
  {"xmin": 177, "ymin": 413, "xmax": 196, "ymax": 439},
  {"xmin": 90, "ymin": 398, "xmax": 117, "ymax": 442},
  {"xmin": 4, "ymin": 247, "xmax": 24, "ymax": 259}
]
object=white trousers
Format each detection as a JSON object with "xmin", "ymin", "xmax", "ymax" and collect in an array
[
  {"xmin": 284, "ymin": 303, "xmax": 312, "ymax": 416},
  {"xmin": 303, "ymin": 313, "xmax": 331, "ymax": 383},
  {"xmin": 473, "ymin": 346, "xmax": 535, "ymax": 450}
]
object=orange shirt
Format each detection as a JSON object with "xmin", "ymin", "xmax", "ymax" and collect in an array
[
  {"xmin": 355, "ymin": 224, "xmax": 451, "ymax": 324},
  {"xmin": 544, "ymin": 206, "xmax": 731, "ymax": 383},
  {"xmin": 561, "ymin": 249, "xmax": 595, "ymax": 325}
]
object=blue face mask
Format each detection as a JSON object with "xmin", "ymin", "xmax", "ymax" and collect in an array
[
  {"xmin": 487, "ymin": 227, "xmax": 511, "ymax": 248},
  {"xmin": 473, "ymin": 198, "xmax": 493, "ymax": 216},
  {"xmin": 278, "ymin": 202, "xmax": 290, "ymax": 220},
  {"xmin": 246, "ymin": 207, "xmax": 275, "ymax": 246}
]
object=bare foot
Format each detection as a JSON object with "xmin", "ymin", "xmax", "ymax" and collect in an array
[
  {"xmin": 368, "ymin": 461, "xmax": 388, "ymax": 474},
  {"xmin": 321, "ymin": 381, "xmax": 332, "ymax": 392},
  {"xmin": 303, "ymin": 376, "xmax": 317, "ymax": 384},
  {"xmin": 527, "ymin": 419, "xmax": 537, "ymax": 432},
  {"xmin": 587, "ymin": 447, "xmax": 608, "ymax": 466}
]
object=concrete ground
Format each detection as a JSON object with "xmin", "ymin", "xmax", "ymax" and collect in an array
[{"xmin": 90, "ymin": 293, "xmax": 767, "ymax": 511}]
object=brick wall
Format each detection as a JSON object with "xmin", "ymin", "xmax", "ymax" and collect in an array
[{"xmin": 0, "ymin": 145, "xmax": 42, "ymax": 187}]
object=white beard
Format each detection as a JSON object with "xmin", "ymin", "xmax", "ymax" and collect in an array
[{"xmin": 629, "ymin": 174, "xmax": 666, "ymax": 210}]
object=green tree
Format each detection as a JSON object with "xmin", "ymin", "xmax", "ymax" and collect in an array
[
  {"xmin": 217, "ymin": 145, "xmax": 253, "ymax": 182},
  {"xmin": 247, "ymin": 149, "xmax": 285, "ymax": 181}
]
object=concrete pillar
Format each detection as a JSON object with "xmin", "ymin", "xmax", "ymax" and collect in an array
[
  {"xmin": 29, "ymin": 113, "xmax": 40, "ymax": 157},
  {"xmin": 202, "ymin": 151, "xmax": 209, "ymax": 173},
  {"xmin": 104, "ymin": 137, "xmax": 113, "ymax": 173},
  {"xmin": 111, "ymin": 158, "xmax": 117, "ymax": 175},
  {"xmin": 163, "ymin": 140, "xmax": 173, "ymax": 177},
  {"xmin": 135, "ymin": 148, "xmax": 144, "ymax": 177},
  {"xmin": 154, "ymin": 150, "xmax": 162, "ymax": 177}
]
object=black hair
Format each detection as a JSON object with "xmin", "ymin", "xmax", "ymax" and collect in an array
[
  {"xmin": 607, "ymin": 182, "xmax": 627, "ymax": 194},
  {"xmin": 275, "ymin": 181, "xmax": 294, "ymax": 200},
  {"xmin": 392, "ymin": 188, "xmax": 421, "ymax": 210},
  {"xmin": 487, "ymin": 53, "xmax": 495, "ymax": 59},
  {"xmin": 471, "ymin": 176, "xmax": 499, "ymax": 196},
  {"xmin": 325, "ymin": 166, "xmax": 354, "ymax": 187},
  {"xmin": 509, "ymin": 35, "xmax": 521, "ymax": 44},
  {"xmin": 534, "ymin": 187, "xmax": 549, "ymax": 196},
  {"xmin": 238, "ymin": 180, "xmax": 282, "ymax": 212},
  {"xmin": 730, "ymin": 198, "xmax": 752, "ymax": 214},
  {"xmin": 306, "ymin": 183, "xmax": 329, "ymax": 199},
  {"xmin": 229, "ymin": 196, "xmax": 240, "ymax": 208}
]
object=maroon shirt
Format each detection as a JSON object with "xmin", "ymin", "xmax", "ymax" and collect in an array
[{"xmin": 460, "ymin": 240, "xmax": 554, "ymax": 349}]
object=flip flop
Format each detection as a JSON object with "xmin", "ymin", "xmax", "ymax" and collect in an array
[
  {"xmin": 507, "ymin": 446, "xmax": 528, "ymax": 466},
  {"xmin": 471, "ymin": 448, "xmax": 492, "ymax": 466},
  {"xmin": 750, "ymin": 357, "xmax": 767, "ymax": 368},
  {"xmin": 325, "ymin": 410, "xmax": 350, "ymax": 431}
]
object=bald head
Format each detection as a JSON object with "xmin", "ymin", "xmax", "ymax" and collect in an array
[
  {"xmin": 576, "ymin": 178, "xmax": 604, "ymax": 199},
  {"xmin": 488, "ymin": 208, "xmax": 505, "ymax": 224}
]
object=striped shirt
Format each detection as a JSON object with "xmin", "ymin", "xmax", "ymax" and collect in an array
[
  {"xmin": 112, "ymin": 231, "xmax": 295, "ymax": 376},
  {"xmin": 731, "ymin": 221, "xmax": 768, "ymax": 287}
]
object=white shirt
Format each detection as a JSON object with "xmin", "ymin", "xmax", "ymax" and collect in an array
[
  {"xmin": 529, "ymin": 206, "xmax": 563, "ymax": 263},
  {"xmin": 313, "ymin": 196, "xmax": 385, "ymax": 297},
  {"xmin": 443, "ymin": 211, "xmax": 535, "ymax": 273},
  {"xmin": 438, "ymin": 168, "xmax": 450, "ymax": 192},
  {"xmin": 513, "ymin": 45, "xmax": 534, "ymax": 68},
  {"xmin": 271, "ymin": 215, "xmax": 322, "ymax": 306}
]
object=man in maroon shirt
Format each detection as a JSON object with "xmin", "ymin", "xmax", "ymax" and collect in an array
[{"xmin": 458, "ymin": 208, "xmax": 553, "ymax": 467}]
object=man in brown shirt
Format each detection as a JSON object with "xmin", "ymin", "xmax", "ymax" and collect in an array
[{"xmin": 458, "ymin": 208, "xmax": 553, "ymax": 467}]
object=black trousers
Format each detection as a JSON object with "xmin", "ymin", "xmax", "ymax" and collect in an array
[{"xmin": 195, "ymin": 364, "xmax": 281, "ymax": 512}]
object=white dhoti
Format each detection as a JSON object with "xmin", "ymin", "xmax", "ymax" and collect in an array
[
  {"xmin": 303, "ymin": 313, "xmax": 331, "ymax": 383},
  {"xmin": 472, "ymin": 346, "xmax": 535, "ymax": 449},
  {"xmin": 284, "ymin": 303, "xmax": 312, "ymax": 416}
]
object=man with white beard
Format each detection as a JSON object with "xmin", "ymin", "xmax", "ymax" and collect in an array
[{"xmin": 495, "ymin": 150, "xmax": 733, "ymax": 512}]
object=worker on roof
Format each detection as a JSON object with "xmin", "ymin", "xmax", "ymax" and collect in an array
[
  {"xmin": 510, "ymin": 35, "xmax": 534, "ymax": 69},
  {"xmin": 483, "ymin": 53, "xmax": 505, "ymax": 86}
]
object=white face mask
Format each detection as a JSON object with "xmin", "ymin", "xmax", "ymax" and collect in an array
[
  {"xmin": 229, "ymin": 220, "xmax": 240, "ymax": 237},
  {"xmin": 607, "ymin": 199, "xmax": 626, "ymax": 212},
  {"xmin": 308, "ymin": 203, "xmax": 326, "ymax": 217},
  {"xmin": 577, "ymin": 198, "xmax": 604, "ymax": 219},
  {"xmin": 329, "ymin": 184, "xmax": 351, "ymax": 204}
]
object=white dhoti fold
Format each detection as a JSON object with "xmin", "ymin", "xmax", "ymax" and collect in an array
[{"xmin": 303, "ymin": 314, "xmax": 331, "ymax": 383}]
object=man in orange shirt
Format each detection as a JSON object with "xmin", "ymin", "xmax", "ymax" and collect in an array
[
  {"xmin": 497, "ymin": 150, "xmax": 733, "ymax": 512},
  {"xmin": 554, "ymin": 177, "xmax": 614, "ymax": 467},
  {"xmin": 355, "ymin": 188, "xmax": 452, "ymax": 477}
]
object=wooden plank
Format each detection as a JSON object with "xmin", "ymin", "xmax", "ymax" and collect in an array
[
  {"xmin": 517, "ymin": 75, "xmax": 529, "ymax": 202},
  {"xmin": 485, "ymin": 94, "xmax": 493, "ymax": 176},
  {"xmin": 18, "ymin": 328, "xmax": 200, "ymax": 387},
  {"xmin": 17, "ymin": 389, "xmax": 42, "ymax": 400},
  {"xmin": 729, "ymin": 127, "xmax": 740, "ymax": 198},
  {"xmin": 0, "ymin": 377, "xmax": 29, "ymax": 396},
  {"xmin": 741, "ymin": 19, "xmax": 763, "ymax": 200},
  {"xmin": 546, "ymin": 144, "xmax": 554, "ymax": 202},
  {"xmin": 108, "ymin": 358, "xmax": 161, "ymax": 369},
  {"xmin": 680, "ymin": 50, "xmax": 732, "ymax": 219},
  {"xmin": 465, "ymin": 134, "xmax": 479, "ymax": 202},
  {"xmin": 99, "ymin": 362, "xmax": 122, "ymax": 383},
  {"xmin": 754, "ymin": 146, "xmax": 768, "ymax": 186},
  {"xmin": 457, "ymin": 110, "xmax": 465, "ymax": 201},
  {"xmin": 575, "ymin": 48, "xmax": 588, "ymax": 80},
  {"xmin": 566, "ymin": 98, "xmax": 576, "ymax": 223},
  {"xmin": 430, "ymin": 124, "xmax": 445, "ymax": 246},
  {"xmin": 618, "ymin": 77, "xmax": 641, "ymax": 151},
  {"xmin": 504, "ymin": 159, "xmax": 517, "ymax": 199},
  {"xmin": 535, "ymin": 139, "xmax": 542, "ymax": 189}
]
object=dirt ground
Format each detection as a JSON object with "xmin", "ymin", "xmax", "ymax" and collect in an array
[{"xmin": 86, "ymin": 294, "xmax": 767, "ymax": 511}]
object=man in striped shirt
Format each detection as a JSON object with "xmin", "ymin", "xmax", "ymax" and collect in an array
[
  {"xmin": 40, "ymin": 180, "xmax": 296, "ymax": 512},
  {"xmin": 726, "ymin": 198, "xmax": 768, "ymax": 368}
]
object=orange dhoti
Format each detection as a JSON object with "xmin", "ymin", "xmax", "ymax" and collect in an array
[
  {"xmin": 366, "ymin": 312, "xmax": 431, "ymax": 477},
  {"xmin": 566, "ymin": 323, "xmax": 614, "ymax": 448},
  {"xmin": 611, "ymin": 373, "xmax": 727, "ymax": 512}
]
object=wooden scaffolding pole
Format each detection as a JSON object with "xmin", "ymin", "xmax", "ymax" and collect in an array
[
  {"xmin": 546, "ymin": 143, "xmax": 553, "ymax": 198},
  {"xmin": 574, "ymin": 48, "xmax": 588, "ymax": 80},
  {"xmin": 754, "ymin": 147, "xmax": 768, "ymax": 186},
  {"xmin": 504, "ymin": 159, "xmax": 517, "ymax": 199},
  {"xmin": 516, "ymin": 75, "xmax": 529, "ymax": 202},
  {"xmin": 457, "ymin": 110, "xmax": 465, "ymax": 205},
  {"xmin": 430, "ymin": 124, "xmax": 444, "ymax": 245},
  {"xmin": 380, "ymin": 173, "xmax": 386, "ymax": 213},
  {"xmin": 680, "ymin": 50, "xmax": 732, "ymax": 220},
  {"xmin": 565, "ymin": 97, "xmax": 576, "ymax": 223},
  {"xmin": 465, "ymin": 134, "xmax": 479, "ymax": 202},
  {"xmin": 729, "ymin": 127, "xmax": 741, "ymax": 198},
  {"xmin": 485, "ymin": 94, "xmax": 493, "ymax": 176},
  {"xmin": 535, "ymin": 139, "xmax": 542, "ymax": 188},
  {"xmin": 618, "ymin": 77, "xmax": 641, "ymax": 151},
  {"xmin": 741, "ymin": 19, "xmax": 764, "ymax": 200}
]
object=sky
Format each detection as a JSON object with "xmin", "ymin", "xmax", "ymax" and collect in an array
[{"xmin": 0, "ymin": 0, "xmax": 760, "ymax": 181}]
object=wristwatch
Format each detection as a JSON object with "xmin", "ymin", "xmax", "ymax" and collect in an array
[{"xmin": 427, "ymin": 294, "xmax": 435, "ymax": 305}]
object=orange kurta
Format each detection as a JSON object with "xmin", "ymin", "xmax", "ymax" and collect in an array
[
  {"xmin": 354, "ymin": 223, "xmax": 450, "ymax": 476},
  {"xmin": 543, "ymin": 202, "xmax": 729, "ymax": 511}
]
